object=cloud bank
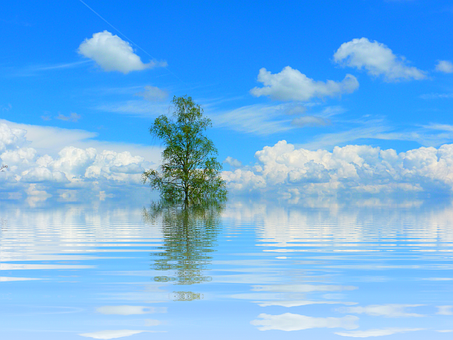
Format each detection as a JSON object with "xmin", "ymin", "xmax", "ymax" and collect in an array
[
  {"xmin": 250, "ymin": 66, "xmax": 359, "ymax": 101},
  {"xmin": 0, "ymin": 123, "xmax": 154, "ymax": 200},
  {"xmin": 78, "ymin": 31, "xmax": 166, "ymax": 74},
  {"xmin": 334, "ymin": 38, "xmax": 426, "ymax": 81},
  {"xmin": 223, "ymin": 140, "xmax": 453, "ymax": 197}
]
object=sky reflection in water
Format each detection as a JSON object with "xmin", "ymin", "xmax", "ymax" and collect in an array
[{"xmin": 0, "ymin": 197, "xmax": 453, "ymax": 339}]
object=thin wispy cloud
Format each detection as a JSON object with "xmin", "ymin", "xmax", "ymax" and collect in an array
[{"xmin": 56, "ymin": 113, "xmax": 81, "ymax": 122}]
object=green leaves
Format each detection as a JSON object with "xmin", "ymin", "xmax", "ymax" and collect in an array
[{"xmin": 143, "ymin": 95, "xmax": 227, "ymax": 204}]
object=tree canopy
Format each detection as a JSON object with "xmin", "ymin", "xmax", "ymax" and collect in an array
[{"xmin": 143, "ymin": 96, "xmax": 227, "ymax": 204}]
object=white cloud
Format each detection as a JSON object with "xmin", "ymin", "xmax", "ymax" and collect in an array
[
  {"xmin": 0, "ymin": 122, "xmax": 161, "ymax": 199},
  {"xmin": 0, "ymin": 119, "xmax": 162, "ymax": 162},
  {"xmin": 135, "ymin": 86, "xmax": 169, "ymax": 101},
  {"xmin": 338, "ymin": 304, "xmax": 424, "ymax": 317},
  {"xmin": 210, "ymin": 103, "xmax": 293, "ymax": 135},
  {"xmin": 421, "ymin": 93, "xmax": 453, "ymax": 99},
  {"xmin": 78, "ymin": 31, "xmax": 166, "ymax": 74},
  {"xmin": 250, "ymin": 66, "xmax": 359, "ymax": 101},
  {"xmin": 224, "ymin": 156, "xmax": 242, "ymax": 168},
  {"xmin": 334, "ymin": 38, "xmax": 426, "ymax": 81},
  {"xmin": 56, "ymin": 112, "xmax": 81, "ymax": 122},
  {"xmin": 251, "ymin": 313, "xmax": 358, "ymax": 331},
  {"xmin": 435, "ymin": 60, "xmax": 453, "ymax": 73},
  {"xmin": 291, "ymin": 116, "xmax": 330, "ymax": 127},
  {"xmin": 223, "ymin": 140, "xmax": 453, "ymax": 196},
  {"xmin": 437, "ymin": 305, "xmax": 453, "ymax": 315},
  {"xmin": 335, "ymin": 328, "xmax": 424, "ymax": 338},
  {"xmin": 208, "ymin": 103, "xmax": 341, "ymax": 136}
]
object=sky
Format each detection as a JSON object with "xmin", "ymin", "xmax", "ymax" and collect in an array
[{"xmin": 1, "ymin": 0, "xmax": 453, "ymax": 201}]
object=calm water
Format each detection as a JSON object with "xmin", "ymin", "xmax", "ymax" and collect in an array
[{"xmin": 1, "ymin": 197, "xmax": 453, "ymax": 339}]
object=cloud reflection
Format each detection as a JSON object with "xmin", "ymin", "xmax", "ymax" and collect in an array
[
  {"xmin": 96, "ymin": 306, "xmax": 167, "ymax": 315},
  {"xmin": 335, "ymin": 328, "xmax": 424, "ymax": 338},
  {"xmin": 79, "ymin": 330, "xmax": 149, "ymax": 339},
  {"xmin": 251, "ymin": 313, "xmax": 358, "ymax": 331},
  {"xmin": 337, "ymin": 304, "xmax": 425, "ymax": 318}
]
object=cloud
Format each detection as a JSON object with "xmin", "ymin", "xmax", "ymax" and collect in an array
[
  {"xmin": 0, "ymin": 122, "xmax": 161, "ymax": 199},
  {"xmin": 437, "ymin": 305, "xmax": 453, "ymax": 315},
  {"xmin": 251, "ymin": 313, "xmax": 358, "ymax": 331},
  {"xmin": 209, "ymin": 103, "xmax": 293, "ymax": 135},
  {"xmin": 135, "ymin": 86, "xmax": 168, "ymax": 102},
  {"xmin": 209, "ymin": 103, "xmax": 341, "ymax": 136},
  {"xmin": 421, "ymin": 93, "xmax": 453, "ymax": 99},
  {"xmin": 0, "ymin": 119, "xmax": 162, "ymax": 161},
  {"xmin": 250, "ymin": 66, "xmax": 359, "ymax": 101},
  {"xmin": 224, "ymin": 156, "xmax": 242, "ymax": 168},
  {"xmin": 435, "ymin": 60, "xmax": 453, "ymax": 73},
  {"xmin": 56, "ymin": 112, "xmax": 81, "ymax": 122},
  {"xmin": 291, "ymin": 116, "xmax": 330, "ymax": 127},
  {"xmin": 334, "ymin": 38, "xmax": 426, "ymax": 81},
  {"xmin": 338, "ymin": 304, "xmax": 424, "ymax": 317},
  {"xmin": 78, "ymin": 31, "xmax": 166, "ymax": 74},
  {"xmin": 335, "ymin": 328, "xmax": 424, "ymax": 338},
  {"xmin": 222, "ymin": 140, "xmax": 453, "ymax": 196}
]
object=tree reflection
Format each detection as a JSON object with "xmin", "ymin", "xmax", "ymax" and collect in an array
[{"xmin": 143, "ymin": 200, "xmax": 225, "ymax": 290}]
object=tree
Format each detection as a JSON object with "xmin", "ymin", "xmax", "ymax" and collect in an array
[{"xmin": 143, "ymin": 95, "xmax": 227, "ymax": 204}]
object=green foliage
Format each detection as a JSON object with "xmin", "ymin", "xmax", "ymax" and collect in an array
[{"xmin": 143, "ymin": 96, "xmax": 227, "ymax": 203}]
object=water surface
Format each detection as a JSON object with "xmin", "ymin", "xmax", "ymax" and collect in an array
[{"xmin": 1, "ymin": 197, "xmax": 453, "ymax": 339}]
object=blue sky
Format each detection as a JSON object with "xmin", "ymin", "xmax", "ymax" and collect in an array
[{"xmin": 1, "ymin": 0, "xmax": 453, "ymax": 200}]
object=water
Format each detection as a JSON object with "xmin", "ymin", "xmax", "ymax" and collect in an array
[{"xmin": 1, "ymin": 197, "xmax": 453, "ymax": 339}]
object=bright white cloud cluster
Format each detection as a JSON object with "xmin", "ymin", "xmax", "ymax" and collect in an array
[
  {"xmin": 78, "ymin": 31, "xmax": 166, "ymax": 74},
  {"xmin": 250, "ymin": 66, "xmax": 359, "ymax": 101},
  {"xmin": 334, "ymin": 38, "xmax": 426, "ymax": 81},
  {"xmin": 0, "ymin": 123, "xmax": 153, "ymax": 200},
  {"xmin": 435, "ymin": 60, "xmax": 453, "ymax": 73},
  {"xmin": 222, "ymin": 140, "xmax": 453, "ymax": 196},
  {"xmin": 338, "ymin": 304, "xmax": 424, "ymax": 318}
]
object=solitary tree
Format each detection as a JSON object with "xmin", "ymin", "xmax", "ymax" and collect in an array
[{"xmin": 143, "ymin": 96, "xmax": 226, "ymax": 204}]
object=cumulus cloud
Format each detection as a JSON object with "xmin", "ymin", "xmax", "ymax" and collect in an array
[
  {"xmin": 334, "ymin": 38, "xmax": 426, "ymax": 81},
  {"xmin": 0, "ymin": 123, "xmax": 156, "ymax": 199},
  {"xmin": 135, "ymin": 85, "xmax": 168, "ymax": 101},
  {"xmin": 435, "ymin": 60, "xmax": 453, "ymax": 73},
  {"xmin": 251, "ymin": 313, "xmax": 358, "ymax": 331},
  {"xmin": 222, "ymin": 140, "xmax": 453, "ymax": 196},
  {"xmin": 78, "ymin": 31, "xmax": 167, "ymax": 74},
  {"xmin": 250, "ymin": 66, "xmax": 359, "ymax": 101},
  {"xmin": 56, "ymin": 112, "xmax": 81, "ymax": 122}
]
